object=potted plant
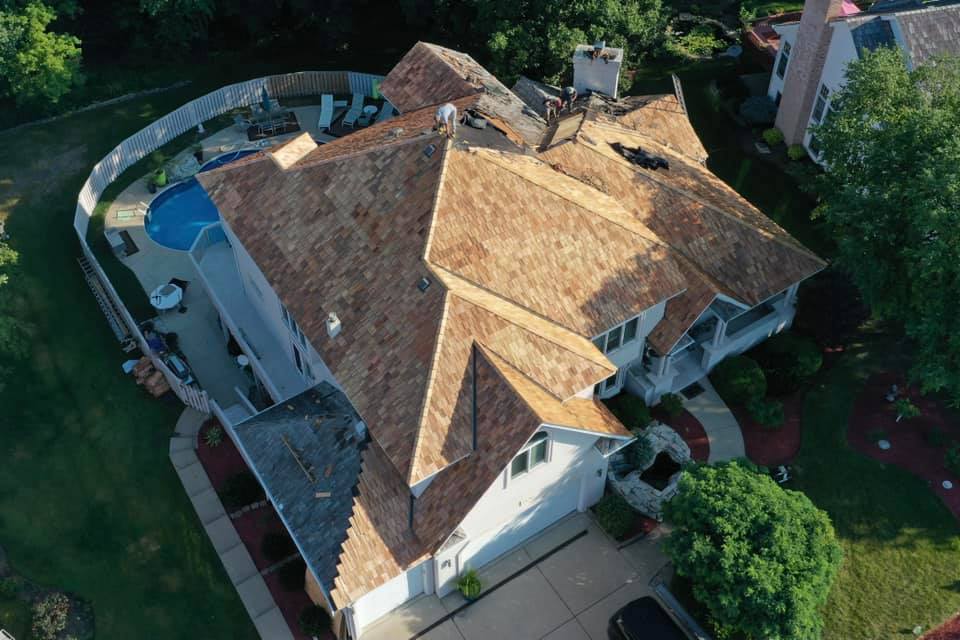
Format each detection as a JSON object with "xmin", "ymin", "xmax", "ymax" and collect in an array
[
  {"xmin": 191, "ymin": 143, "xmax": 203, "ymax": 163},
  {"xmin": 457, "ymin": 568, "xmax": 482, "ymax": 602},
  {"xmin": 152, "ymin": 168, "xmax": 167, "ymax": 190}
]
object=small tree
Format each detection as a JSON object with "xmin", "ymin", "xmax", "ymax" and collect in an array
[{"xmin": 664, "ymin": 461, "xmax": 842, "ymax": 640}]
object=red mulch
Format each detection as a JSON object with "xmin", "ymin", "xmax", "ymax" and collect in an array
[
  {"xmin": 196, "ymin": 419, "xmax": 249, "ymax": 491},
  {"xmin": 654, "ymin": 409, "xmax": 710, "ymax": 462},
  {"xmin": 924, "ymin": 614, "xmax": 960, "ymax": 640},
  {"xmin": 733, "ymin": 391, "xmax": 804, "ymax": 467},
  {"xmin": 848, "ymin": 372, "xmax": 960, "ymax": 522},
  {"xmin": 195, "ymin": 419, "xmax": 328, "ymax": 640},
  {"xmin": 620, "ymin": 513, "xmax": 661, "ymax": 541}
]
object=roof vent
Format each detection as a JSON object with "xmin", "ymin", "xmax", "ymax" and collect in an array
[
  {"xmin": 326, "ymin": 312, "xmax": 342, "ymax": 338},
  {"xmin": 424, "ymin": 144, "xmax": 437, "ymax": 158},
  {"xmin": 417, "ymin": 277, "xmax": 432, "ymax": 292}
]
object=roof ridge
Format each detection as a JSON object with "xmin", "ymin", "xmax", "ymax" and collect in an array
[
  {"xmin": 469, "ymin": 147, "xmax": 669, "ymax": 249},
  {"xmin": 577, "ymin": 121, "xmax": 824, "ymax": 262},
  {"xmin": 432, "ymin": 265, "xmax": 616, "ymax": 372},
  {"xmin": 293, "ymin": 130, "xmax": 443, "ymax": 171}
]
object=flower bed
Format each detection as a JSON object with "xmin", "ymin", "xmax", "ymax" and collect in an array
[
  {"xmin": 653, "ymin": 409, "xmax": 710, "ymax": 462},
  {"xmin": 732, "ymin": 391, "xmax": 804, "ymax": 466},
  {"xmin": 848, "ymin": 372, "xmax": 960, "ymax": 521}
]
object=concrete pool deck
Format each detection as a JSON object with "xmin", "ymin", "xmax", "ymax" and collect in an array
[{"xmin": 101, "ymin": 105, "xmax": 335, "ymax": 408}]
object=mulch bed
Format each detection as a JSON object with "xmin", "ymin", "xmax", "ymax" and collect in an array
[
  {"xmin": 196, "ymin": 419, "xmax": 249, "ymax": 491},
  {"xmin": 653, "ymin": 409, "xmax": 710, "ymax": 462},
  {"xmin": 924, "ymin": 614, "xmax": 960, "ymax": 640},
  {"xmin": 848, "ymin": 372, "xmax": 960, "ymax": 521},
  {"xmin": 232, "ymin": 507, "xmax": 289, "ymax": 570},
  {"xmin": 263, "ymin": 572, "xmax": 324, "ymax": 640},
  {"xmin": 732, "ymin": 391, "xmax": 804, "ymax": 467}
]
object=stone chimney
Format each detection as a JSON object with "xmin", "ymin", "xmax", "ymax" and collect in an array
[
  {"xmin": 775, "ymin": 0, "xmax": 846, "ymax": 144},
  {"xmin": 572, "ymin": 43, "xmax": 624, "ymax": 99}
]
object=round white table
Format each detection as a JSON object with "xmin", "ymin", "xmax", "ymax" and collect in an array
[{"xmin": 150, "ymin": 283, "xmax": 183, "ymax": 311}]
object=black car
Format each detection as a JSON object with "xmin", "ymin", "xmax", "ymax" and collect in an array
[{"xmin": 608, "ymin": 596, "xmax": 689, "ymax": 640}]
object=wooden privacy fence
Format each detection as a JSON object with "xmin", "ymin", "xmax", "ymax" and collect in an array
[{"xmin": 72, "ymin": 71, "xmax": 383, "ymax": 415}]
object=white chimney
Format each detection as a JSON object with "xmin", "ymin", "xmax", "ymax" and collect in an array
[
  {"xmin": 573, "ymin": 43, "xmax": 624, "ymax": 99},
  {"xmin": 326, "ymin": 312, "xmax": 341, "ymax": 338}
]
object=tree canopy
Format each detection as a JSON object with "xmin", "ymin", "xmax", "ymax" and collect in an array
[
  {"xmin": 0, "ymin": 1, "xmax": 82, "ymax": 106},
  {"xmin": 813, "ymin": 49, "xmax": 960, "ymax": 401},
  {"xmin": 664, "ymin": 461, "xmax": 842, "ymax": 640}
]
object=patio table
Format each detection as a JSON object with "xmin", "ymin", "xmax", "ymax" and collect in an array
[
  {"xmin": 150, "ymin": 283, "xmax": 183, "ymax": 312},
  {"xmin": 358, "ymin": 104, "xmax": 379, "ymax": 126}
]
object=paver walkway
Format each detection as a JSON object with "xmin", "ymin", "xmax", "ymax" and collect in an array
[
  {"xmin": 683, "ymin": 378, "xmax": 745, "ymax": 462},
  {"xmin": 171, "ymin": 408, "xmax": 294, "ymax": 640}
]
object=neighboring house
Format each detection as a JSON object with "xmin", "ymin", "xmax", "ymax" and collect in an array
[
  {"xmin": 189, "ymin": 42, "xmax": 824, "ymax": 637},
  {"xmin": 768, "ymin": 0, "xmax": 960, "ymax": 157}
]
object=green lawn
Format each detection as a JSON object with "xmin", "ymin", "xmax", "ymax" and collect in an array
[
  {"xmin": 0, "ymin": 85, "xmax": 259, "ymax": 640},
  {"xmin": 793, "ymin": 335, "xmax": 960, "ymax": 639},
  {"xmin": 0, "ymin": 598, "xmax": 31, "ymax": 639}
]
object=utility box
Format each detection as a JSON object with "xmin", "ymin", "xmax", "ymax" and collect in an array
[{"xmin": 573, "ymin": 43, "xmax": 624, "ymax": 99}]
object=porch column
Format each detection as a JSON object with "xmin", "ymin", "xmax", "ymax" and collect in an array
[
  {"xmin": 779, "ymin": 283, "xmax": 800, "ymax": 311},
  {"xmin": 656, "ymin": 353, "xmax": 670, "ymax": 377},
  {"xmin": 711, "ymin": 318, "xmax": 728, "ymax": 348}
]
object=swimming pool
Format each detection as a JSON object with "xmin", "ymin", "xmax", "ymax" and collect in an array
[{"xmin": 144, "ymin": 149, "xmax": 258, "ymax": 251}]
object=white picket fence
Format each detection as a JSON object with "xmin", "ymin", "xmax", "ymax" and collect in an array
[{"xmin": 73, "ymin": 70, "xmax": 383, "ymax": 415}]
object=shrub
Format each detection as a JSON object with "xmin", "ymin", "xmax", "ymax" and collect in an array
[
  {"xmin": 277, "ymin": 558, "xmax": 306, "ymax": 591},
  {"xmin": 659, "ymin": 392, "xmax": 684, "ymax": 419},
  {"xmin": 710, "ymin": 356, "xmax": 766, "ymax": 405},
  {"xmin": 678, "ymin": 24, "xmax": 724, "ymax": 57},
  {"xmin": 926, "ymin": 427, "xmax": 947, "ymax": 448},
  {"xmin": 894, "ymin": 399, "xmax": 920, "ymax": 422},
  {"xmin": 604, "ymin": 394, "xmax": 652, "ymax": 430},
  {"xmin": 218, "ymin": 471, "xmax": 265, "ymax": 511},
  {"xmin": 794, "ymin": 268, "xmax": 869, "ymax": 348},
  {"xmin": 946, "ymin": 443, "xmax": 960, "ymax": 477},
  {"xmin": 261, "ymin": 532, "xmax": 297, "ymax": 563},
  {"xmin": 753, "ymin": 332, "xmax": 822, "ymax": 395},
  {"xmin": 739, "ymin": 96, "xmax": 777, "ymax": 125},
  {"xmin": 0, "ymin": 576, "xmax": 21, "ymax": 599},
  {"xmin": 747, "ymin": 397, "xmax": 784, "ymax": 429},
  {"xmin": 299, "ymin": 604, "xmax": 331, "ymax": 635},
  {"xmin": 762, "ymin": 128, "xmax": 784, "ymax": 146},
  {"xmin": 32, "ymin": 593, "xmax": 71, "ymax": 640},
  {"xmin": 594, "ymin": 492, "xmax": 634, "ymax": 540},
  {"xmin": 457, "ymin": 569, "xmax": 482, "ymax": 599},
  {"xmin": 203, "ymin": 424, "xmax": 223, "ymax": 447},
  {"xmin": 664, "ymin": 462, "xmax": 842, "ymax": 640},
  {"xmin": 787, "ymin": 144, "xmax": 807, "ymax": 161},
  {"xmin": 625, "ymin": 432, "xmax": 655, "ymax": 470}
]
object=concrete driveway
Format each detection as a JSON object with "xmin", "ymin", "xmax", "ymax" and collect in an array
[{"xmin": 361, "ymin": 513, "xmax": 671, "ymax": 640}]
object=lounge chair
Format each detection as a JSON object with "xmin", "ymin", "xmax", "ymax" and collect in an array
[
  {"xmin": 318, "ymin": 94, "xmax": 334, "ymax": 132},
  {"xmin": 342, "ymin": 93, "xmax": 365, "ymax": 129},
  {"xmin": 375, "ymin": 103, "xmax": 396, "ymax": 123}
]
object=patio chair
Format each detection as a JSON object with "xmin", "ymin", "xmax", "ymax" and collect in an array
[
  {"xmin": 318, "ymin": 94, "xmax": 334, "ymax": 132},
  {"xmin": 342, "ymin": 93, "xmax": 365, "ymax": 129},
  {"xmin": 375, "ymin": 103, "xmax": 396, "ymax": 123},
  {"xmin": 234, "ymin": 114, "xmax": 254, "ymax": 132}
]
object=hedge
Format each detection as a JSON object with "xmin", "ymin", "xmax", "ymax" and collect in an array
[{"xmin": 710, "ymin": 356, "xmax": 766, "ymax": 405}]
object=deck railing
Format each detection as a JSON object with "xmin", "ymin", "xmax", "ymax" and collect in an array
[{"xmin": 72, "ymin": 71, "xmax": 384, "ymax": 415}]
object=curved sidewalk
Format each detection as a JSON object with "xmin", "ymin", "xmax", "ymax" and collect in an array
[
  {"xmin": 683, "ymin": 379, "xmax": 745, "ymax": 462},
  {"xmin": 171, "ymin": 408, "xmax": 294, "ymax": 640}
]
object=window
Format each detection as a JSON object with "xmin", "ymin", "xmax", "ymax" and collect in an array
[
  {"xmin": 292, "ymin": 342, "xmax": 303, "ymax": 373},
  {"xmin": 606, "ymin": 325, "xmax": 623, "ymax": 352},
  {"xmin": 776, "ymin": 41, "xmax": 791, "ymax": 79},
  {"xmin": 510, "ymin": 432, "xmax": 549, "ymax": 479},
  {"xmin": 593, "ymin": 335, "xmax": 605, "ymax": 351},
  {"xmin": 812, "ymin": 84, "xmax": 830, "ymax": 123},
  {"xmin": 280, "ymin": 303, "xmax": 290, "ymax": 328},
  {"xmin": 623, "ymin": 317, "xmax": 638, "ymax": 343},
  {"xmin": 603, "ymin": 373, "xmax": 619, "ymax": 392}
]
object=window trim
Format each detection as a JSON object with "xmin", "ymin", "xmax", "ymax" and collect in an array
[
  {"xmin": 592, "ymin": 313, "xmax": 642, "ymax": 355},
  {"xmin": 776, "ymin": 41, "xmax": 791, "ymax": 79},
  {"xmin": 811, "ymin": 84, "xmax": 830, "ymax": 123},
  {"xmin": 509, "ymin": 432, "xmax": 550, "ymax": 479}
]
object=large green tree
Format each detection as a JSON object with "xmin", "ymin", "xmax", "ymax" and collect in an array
[
  {"xmin": 813, "ymin": 49, "xmax": 960, "ymax": 400},
  {"xmin": 437, "ymin": 0, "xmax": 665, "ymax": 86},
  {"xmin": 0, "ymin": 1, "xmax": 82, "ymax": 106},
  {"xmin": 664, "ymin": 461, "xmax": 842, "ymax": 640}
]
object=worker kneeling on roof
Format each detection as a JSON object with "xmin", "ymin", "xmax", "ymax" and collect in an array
[{"xmin": 435, "ymin": 103, "xmax": 457, "ymax": 138}]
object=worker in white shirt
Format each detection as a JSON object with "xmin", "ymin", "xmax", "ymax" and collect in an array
[{"xmin": 435, "ymin": 103, "xmax": 458, "ymax": 138}]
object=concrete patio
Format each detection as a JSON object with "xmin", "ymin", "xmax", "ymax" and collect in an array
[{"xmin": 360, "ymin": 513, "xmax": 674, "ymax": 640}]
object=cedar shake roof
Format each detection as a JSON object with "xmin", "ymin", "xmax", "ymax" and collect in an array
[
  {"xmin": 200, "ymin": 44, "xmax": 825, "ymax": 607},
  {"xmin": 380, "ymin": 42, "xmax": 547, "ymax": 146},
  {"xmin": 594, "ymin": 94, "xmax": 709, "ymax": 164}
]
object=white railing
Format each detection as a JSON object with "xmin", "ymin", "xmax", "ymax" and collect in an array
[{"xmin": 72, "ymin": 71, "xmax": 383, "ymax": 415}]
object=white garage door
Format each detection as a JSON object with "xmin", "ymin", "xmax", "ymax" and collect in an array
[
  {"xmin": 353, "ymin": 561, "xmax": 425, "ymax": 631},
  {"xmin": 461, "ymin": 473, "xmax": 581, "ymax": 571}
]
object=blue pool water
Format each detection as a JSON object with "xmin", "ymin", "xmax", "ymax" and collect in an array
[{"xmin": 144, "ymin": 149, "xmax": 258, "ymax": 251}]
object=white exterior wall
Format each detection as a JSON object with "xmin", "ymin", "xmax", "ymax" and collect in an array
[
  {"xmin": 221, "ymin": 218, "xmax": 335, "ymax": 390},
  {"xmin": 595, "ymin": 300, "xmax": 667, "ymax": 398},
  {"xmin": 802, "ymin": 21, "xmax": 858, "ymax": 155},
  {"xmin": 432, "ymin": 425, "xmax": 608, "ymax": 596},
  {"xmin": 767, "ymin": 24, "xmax": 800, "ymax": 101},
  {"xmin": 351, "ymin": 559, "xmax": 433, "ymax": 633}
]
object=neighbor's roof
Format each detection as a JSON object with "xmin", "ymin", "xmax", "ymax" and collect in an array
[
  {"xmin": 380, "ymin": 42, "xmax": 547, "ymax": 146},
  {"xmin": 231, "ymin": 383, "xmax": 366, "ymax": 597},
  {"xmin": 840, "ymin": 1, "xmax": 960, "ymax": 63}
]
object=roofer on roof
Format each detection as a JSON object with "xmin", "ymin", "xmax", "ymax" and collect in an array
[
  {"xmin": 543, "ymin": 96, "xmax": 562, "ymax": 122},
  {"xmin": 435, "ymin": 103, "xmax": 457, "ymax": 138},
  {"xmin": 561, "ymin": 86, "xmax": 578, "ymax": 112}
]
